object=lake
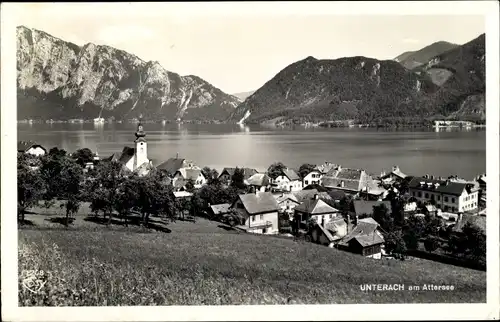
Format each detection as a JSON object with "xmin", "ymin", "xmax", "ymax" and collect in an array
[{"xmin": 17, "ymin": 123, "xmax": 486, "ymax": 179}]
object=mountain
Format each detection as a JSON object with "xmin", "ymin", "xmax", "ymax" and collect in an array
[
  {"xmin": 394, "ymin": 41, "xmax": 459, "ymax": 70},
  {"xmin": 228, "ymin": 56, "xmax": 438, "ymax": 124},
  {"xmin": 16, "ymin": 26, "xmax": 240, "ymax": 121},
  {"xmin": 232, "ymin": 90, "xmax": 256, "ymax": 102},
  {"xmin": 229, "ymin": 34, "xmax": 485, "ymax": 125},
  {"xmin": 416, "ymin": 34, "xmax": 485, "ymax": 120}
]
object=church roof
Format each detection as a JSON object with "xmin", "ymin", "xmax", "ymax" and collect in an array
[{"xmin": 118, "ymin": 147, "xmax": 135, "ymax": 164}]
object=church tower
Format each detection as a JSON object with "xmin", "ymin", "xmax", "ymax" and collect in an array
[{"xmin": 134, "ymin": 118, "xmax": 149, "ymax": 170}]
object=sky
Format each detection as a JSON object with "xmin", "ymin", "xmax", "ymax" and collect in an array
[{"xmin": 11, "ymin": 3, "xmax": 486, "ymax": 94}]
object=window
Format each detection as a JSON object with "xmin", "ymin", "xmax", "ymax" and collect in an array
[
  {"xmin": 437, "ymin": 196, "xmax": 441, "ymax": 201},
  {"xmin": 444, "ymin": 205, "xmax": 449, "ymax": 212},
  {"xmin": 305, "ymin": 180, "xmax": 309, "ymax": 185},
  {"xmin": 431, "ymin": 194, "xmax": 435, "ymax": 200},
  {"xmin": 412, "ymin": 192, "xmax": 416, "ymax": 197},
  {"xmin": 418, "ymin": 192, "xmax": 422, "ymax": 198},
  {"xmin": 260, "ymin": 215, "xmax": 263, "ymax": 221},
  {"xmin": 444, "ymin": 196, "xmax": 449, "ymax": 202},
  {"xmin": 452, "ymin": 198, "xmax": 455, "ymax": 204},
  {"xmin": 251, "ymin": 216, "xmax": 254, "ymax": 222},
  {"xmin": 425, "ymin": 193, "xmax": 429, "ymax": 198}
]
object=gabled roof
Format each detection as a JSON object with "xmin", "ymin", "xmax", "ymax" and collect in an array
[
  {"xmin": 338, "ymin": 217, "xmax": 382, "ymax": 246},
  {"xmin": 247, "ymin": 173, "xmax": 271, "ymax": 187},
  {"xmin": 313, "ymin": 223, "xmax": 336, "ymax": 243},
  {"xmin": 274, "ymin": 193, "xmax": 300, "ymax": 204},
  {"xmin": 293, "ymin": 189, "xmax": 334, "ymax": 204},
  {"xmin": 219, "ymin": 167, "xmax": 258, "ymax": 180},
  {"xmin": 210, "ymin": 203, "xmax": 232, "ymax": 215},
  {"xmin": 314, "ymin": 162, "xmax": 338, "ymax": 174},
  {"xmin": 17, "ymin": 140, "xmax": 46, "ymax": 152},
  {"xmin": 235, "ymin": 192, "xmax": 279, "ymax": 215},
  {"xmin": 321, "ymin": 167, "xmax": 372, "ymax": 192},
  {"xmin": 176, "ymin": 168, "xmax": 204, "ymax": 181},
  {"xmin": 353, "ymin": 200, "xmax": 392, "ymax": 216},
  {"xmin": 281, "ymin": 168, "xmax": 300, "ymax": 181},
  {"xmin": 118, "ymin": 146, "xmax": 135, "ymax": 164},
  {"xmin": 408, "ymin": 177, "xmax": 473, "ymax": 196},
  {"xmin": 156, "ymin": 157, "xmax": 186, "ymax": 175},
  {"xmin": 352, "ymin": 234, "xmax": 385, "ymax": 247},
  {"xmin": 295, "ymin": 198, "xmax": 339, "ymax": 215}
]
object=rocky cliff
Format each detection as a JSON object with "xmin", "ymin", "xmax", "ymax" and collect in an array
[{"xmin": 17, "ymin": 26, "xmax": 240, "ymax": 121}]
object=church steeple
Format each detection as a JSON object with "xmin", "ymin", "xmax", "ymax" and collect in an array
[{"xmin": 135, "ymin": 116, "xmax": 146, "ymax": 142}]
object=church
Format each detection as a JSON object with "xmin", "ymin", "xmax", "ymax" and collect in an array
[{"xmin": 105, "ymin": 120, "xmax": 153, "ymax": 175}]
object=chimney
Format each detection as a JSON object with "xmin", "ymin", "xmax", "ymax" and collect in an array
[
  {"xmin": 354, "ymin": 215, "xmax": 359, "ymax": 226},
  {"xmin": 347, "ymin": 214, "xmax": 351, "ymax": 234},
  {"xmin": 392, "ymin": 165, "xmax": 399, "ymax": 172},
  {"xmin": 458, "ymin": 212, "xmax": 463, "ymax": 223},
  {"xmin": 176, "ymin": 152, "xmax": 179, "ymax": 159},
  {"xmin": 314, "ymin": 194, "xmax": 319, "ymax": 200}
]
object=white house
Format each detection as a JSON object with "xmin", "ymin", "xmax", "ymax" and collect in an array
[
  {"xmin": 408, "ymin": 176, "xmax": 480, "ymax": 213},
  {"xmin": 274, "ymin": 192, "xmax": 300, "ymax": 218},
  {"xmin": 302, "ymin": 170, "xmax": 323, "ymax": 187},
  {"xmin": 273, "ymin": 168, "xmax": 303, "ymax": 192},
  {"xmin": 18, "ymin": 141, "xmax": 47, "ymax": 157},
  {"xmin": 294, "ymin": 194, "xmax": 340, "ymax": 227},
  {"xmin": 230, "ymin": 191, "xmax": 280, "ymax": 234},
  {"xmin": 173, "ymin": 168, "xmax": 207, "ymax": 189}
]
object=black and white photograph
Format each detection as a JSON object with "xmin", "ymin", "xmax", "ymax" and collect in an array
[{"xmin": 1, "ymin": 1, "xmax": 499, "ymax": 321}]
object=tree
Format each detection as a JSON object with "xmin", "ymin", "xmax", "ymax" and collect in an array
[
  {"xmin": 185, "ymin": 178, "xmax": 195, "ymax": 192},
  {"xmin": 39, "ymin": 150, "xmax": 83, "ymax": 226},
  {"xmin": 231, "ymin": 167, "xmax": 246, "ymax": 189},
  {"xmin": 385, "ymin": 229, "xmax": 407, "ymax": 259},
  {"xmin": 267, "ymin": 162, "xmax": 287, "ymax": 180},
  {"xmin": 134, "ymin": 172, "xmax": 177, "ymax": 226},
  {"xmin": 372, "ymin": 203, "xmax": 394, "ymax": 232},
  {"xmin": 17, "ymin": 155, "xmax": 46, "ymax": 223},
  {"xmin": 298, "ymin": 163, "xmax": 316, "ymax": 179},
  {"xmin": 201, "ymin": 166, "xmax": 219, "ymax": 185},
  {"xmin": 73, "ymin": 148, "xmax": 94, "ymax": 166},
  {"xmin": 88, "ymin": 161, "xmax": 125, "ymax": 223},
  {"xmin": 56, "ymin": 158, "xmax": 84, "ymax": 226},
  {"xmin": 424, "ymin": 236, "xmax": 440, "ymax": 253},
  {"xmin": 114, "ymin": 178, "xmax": 139, "ymax": 226}
]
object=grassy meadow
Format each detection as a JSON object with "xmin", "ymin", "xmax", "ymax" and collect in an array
[{"xmin": 18, "ymin": 203, "xmax": 486, "ymax": 306}]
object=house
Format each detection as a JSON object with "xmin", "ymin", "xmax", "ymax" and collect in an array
[
  {"xmin": 302, "ymin": 170, "xmax": 323, "ymax": 187},
  {"xmin": 337, "ymin": 217, "xmax": 385, "ymax": 259},
  {"xmin": 310, "ymin": 217, "xmax": 352, "ymax": 247},
  {"xmin": 272, "ymin": 168, "xmax": 303, "ymax": 192},
  {"xmin": 18, "ymin": 141, "xmax": 47, "ymax": 157},
  {"xmin": 380, "ymin": 165, "xmax": 407, "ymax": 184},
  {"xmin": 294, "ymin": 194, "xmax": 340, "ymax": 228},
  {"xmin": 359, "ymin": 179, "xmax": 389, "ymax": 200},
  {"xmin": 209, "ymin": 203, "xmax": 232, "ymax": 218},
  {"xmin": 218, "ymin": 167, "xmax": 258, "ymax": 185},
  {"xmin": 173, "ymin": 168, "xmax": 207, "ymax": 189},
  {"xmin": 103, "ymin": 122, "xmax": 152, "ymax": 175},
  {"xmin": 293, "ymin": 189, "xmax": 335, "ymax": 206},
  {"xmin": 321, "ymin": 166, "xmax": 378, "ymax": 195},
  {"xmin": 230, "ymin": 191, "xmax": 280, "ymax": 234},
  {"xmin": 315, "ymin": 162, "xmax": 338, "ymax": 175},
  {"xmin": 273, "ymin": 192, "xmax": 300, "ymax": 217},
  {"xmin": 247, "ymin": 173, "xmax": 273, "ymax": 192},
  {"xmin": 408, "ymin": 176, "xmax": 480, "ymax": 213},
  {"xmin": 352, "ymin": 200, "xmax": 392, "ymax": 218},
  {"xmin": 156, "ymin": 156, "xmax": 200, "ymax": 177}
]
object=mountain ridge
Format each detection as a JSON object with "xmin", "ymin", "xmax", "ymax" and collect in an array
[
  {"xmin": 17, "ymin": 26, "xmax": 241, "ymax": 121},
  {"xmin": 229, "ymin": 34, "xmax": 485, "ymax": 125},
  {"xmin": 394, "ymin": 41, "xmax": 459, "ymax": 70}
]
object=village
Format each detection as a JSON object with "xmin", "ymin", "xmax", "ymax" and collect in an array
[{"xmin": 18, "ymin": 121, "xmax": 487, "ymax": 268}]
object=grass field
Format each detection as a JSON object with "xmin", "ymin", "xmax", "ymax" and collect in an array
[{"xmin": 18, "ymin": 204, "xmax": 486, "ymax": 306}]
